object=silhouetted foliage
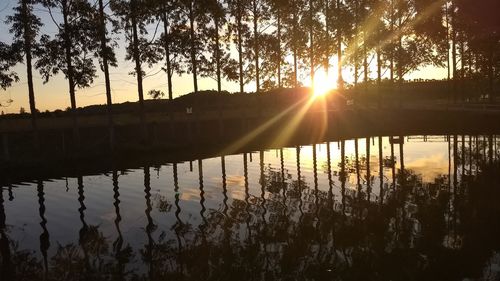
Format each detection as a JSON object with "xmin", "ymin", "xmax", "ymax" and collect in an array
[{"xmin": 0, "ymin": 42, "xmax": 20, "ymax": 90}]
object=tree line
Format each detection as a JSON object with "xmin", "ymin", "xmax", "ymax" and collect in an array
[{"xmin": 0, "ymin": 0, "xmax": 499, "ymax": 149}]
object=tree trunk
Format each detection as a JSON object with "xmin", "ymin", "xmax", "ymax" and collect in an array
[
  {"xmin": 397, "ymin": 2, "xmax": 403, "ymax": 84},
  {"xmin": 451, "ymin": 0, "xmax": 457, "ymax": 102},
  {"xmin": 277, "ymin": 11, "xmax": 281, "ymax": 88},
  {"xmin": 377, "ymin": 48, "xmax": 381, "ymax": 84},
  {"xmin": 390, "ymin": 0, "xmax": 394, "ymax": 84},
  {"xmin": 98, "ymin": 0, "xmax": 114, "ymax": 150},
  {"xmin": 215, "ymin": 16, "xmax": 221, "ymax": 93},
  {"xmin": 131, "ymin": 0, "xmax": 146, "ymax": 140},
  {"xmin": 293, "ymin": 48, "xmax": 298, "ymax": 88},
  {"xmin": 253, "ymin": 0, "xmax": 260, "ymax": 93},
  {"xmin": 390, "ymin": 54, "xmax": 394, "ymax": 82},
  {"xmin": 451, "ymin": 0, "xmax": 457, "ymax": 79},
  {"xmin": 337, "ymin": 0, "xmax": 343, "ymax": 89},
  {"xmin": 161, "ymin": 11, "xmax": 173, "ymax": 100},
  {"xmin": 459, "ymin": 33, "xmax": 465, "ymax": 101},
  {"xmin": 189, "ymin": 3, "xmax": 198, "ymax": 93},
  {"xmin": 445, "ymin": 1, "xmax": 450, "ymax": 81},
  {"xmin": 293, "ymin": 8, "xmax": 298, "ymax": 88},
  {"xmin": 324, "ymin": 0, "xmax": 329, "ymax": 75},
  {"xmin": 237, "ymin": 4, "xmax": 244, "ymax": 93},
  {"xmin": 62, "ymin": 0, "xmax": 80, "ymax": 147},
  {"xmin": 21, "ymin": 0, "xmax": 39, "ymax": 150},
  {"xmin": 353, "ymin": 1, "xmax": 358, "ymax": 86},
  {"xmin": 363, "ymin": 33, "xmax": 368, "ymax": 84},
  {"xmin": 309, "ymin": 0, "xmax": 314, "ymax": 86},
  {"xmin": 377, "ymin": 47, "xmax": 382, "ymax": 107},
  {"xmin": 397, "ymin": 13, "xmax": 403, "ymax": 105},
  {"xmin": 397, "ymin": 34, "xmax": 403, "ymax": 82}
]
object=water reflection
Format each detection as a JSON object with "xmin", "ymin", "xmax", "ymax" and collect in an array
[
  {"xmin": 111, "ymin": 169, "xmax": 130, "ymax": 280},
  {"xmin": 0, "ymin": 179, "xmax": 10, "ymax": 279},
  {"xmin": 1, "ymin": 136, "xmax": 500, "ymax": 280},
  {"xmin": 37, "ymin": 180, "xmax": 49, "ymax": 279}
]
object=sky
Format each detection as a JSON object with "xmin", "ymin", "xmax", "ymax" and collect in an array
[{"xmin": 0, "ymin": 0, "xmax": 447, "ymax": 114}]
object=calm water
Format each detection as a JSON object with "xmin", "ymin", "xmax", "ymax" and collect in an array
[{"xmin": 2, "ymin": 135, "xmax": 500, "ymax": 280}]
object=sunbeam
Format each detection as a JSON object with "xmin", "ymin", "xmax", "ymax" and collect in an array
[{"xmin": 219, "ymin": 96, "xmax": 310, "ymax": 155}]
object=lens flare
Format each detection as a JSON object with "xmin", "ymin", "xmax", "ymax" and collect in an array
[{"xmin": 312, "ymin": 70, "xmax": 337, "ymax": 97}]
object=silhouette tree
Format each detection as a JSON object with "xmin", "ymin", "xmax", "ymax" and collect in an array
[
  {"xmin": 36, "ymin": 0, "xmax": 99, "ymax": 146},
  {"xmin": 201, "ymin": 0, "xmax": 239, "ymax": 93},
  {"xmin": 282, "ymin": 0, "xmax": 306, "ymax": 88},
  {"xmin": 6, "ymin": 0, "xmax": 42, "ymax": 149},
  {"xmin": 152, "ymin": 0, "xmax": 185, "ymax": 100},
  {"xmin": 334, "ymin": 0, "xmax": 347, "ymax": 89},
  {"xmin": 247, "ymin": 0, "xmax": 268, "ymax": 93},
  {"xmin": 312, "ymin": 0, "xmax": 337, "ymax": 85},
  {"xmin": 259, "ymin": 33, "xmax": 282, "ymax": 90},
  {"xmin": 227, "ymin": 0, "xmax": 250, "ymax": 93},
  {"xmin": 177, "ymin": 0, "xmax": 206, "ymax": 94},
  {"xmin": 382, "ymin": 0, "xmax": 397, "ymax": 83},
  {"xmin": 93, "ymin": 0, "xmax": 119, "ymax": 149},
  {"xmin": 302, "ymin": 0, "xmax": 322, "ymax": 85},
  {"xmin": 345, "ymin": 0, "xmax": 361, "ymax": 85},
  {"xmin": 268, "ymin": 0, "xmax": 287, "ymax": 88},
  {"xmin": 413, "ymin": 0, "xmax": 448, "ymax": 74},
  {"xmin": 455, "ymin": 0, "xmax": 500, "ymax": 101},
  {"xmin": 391, "ymin": 0, "xmax": 438, "ymax": 82},
  {"xmin": 366, "ymin": 0, "xmax": 388, "ymax": 86},
  {"xmin": 111, "ymin": 0, "xmax": 162, "ymax": 140}
]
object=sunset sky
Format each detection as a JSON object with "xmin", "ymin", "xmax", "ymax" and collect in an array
[{"xmin": 0, "ymin": 2, "xmax": 447, "ymax": 114}]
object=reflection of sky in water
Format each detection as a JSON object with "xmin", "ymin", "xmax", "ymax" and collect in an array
[
  {"xmin": 1, "ymin": 135, "xmax": 498, "ymax": 278},
  {"xmin": 2, "ymin": 137, "xmax": 453, "ymax": 243},
  {"xmin": 404, "ymin": 139, "xmax": 449, "ymax": 182}
]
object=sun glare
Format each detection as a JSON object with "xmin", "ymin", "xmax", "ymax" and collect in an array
[{"xmin": 312, "ymin": 70, "xmax": 337, "ymax": 97}]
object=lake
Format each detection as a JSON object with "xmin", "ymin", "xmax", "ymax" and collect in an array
[{"xmin": 1, "ymin": 135, "xmax": 500, "ymax": 280}]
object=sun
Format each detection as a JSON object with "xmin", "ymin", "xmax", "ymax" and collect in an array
[{"xmin": 312, "ymin": 69, "xmax": 337, "ymax": 97}]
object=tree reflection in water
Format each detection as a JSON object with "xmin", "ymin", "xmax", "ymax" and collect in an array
[{"xmin": 1, "ymin": 136, "xmax": 500, "ymax": 280}]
